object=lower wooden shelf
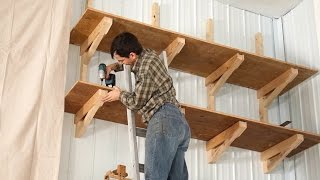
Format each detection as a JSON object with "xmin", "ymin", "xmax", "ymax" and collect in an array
[{"xmin": 65, "ymin": 81, "xmax": 320, "ymax": 158}]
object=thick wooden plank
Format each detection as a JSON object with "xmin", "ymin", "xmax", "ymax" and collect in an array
[
  {"xmin": 65, "ymin": 81, "xmax": 320, "ymax": 157},
  {"xmin": 69, "ymin": 8, "xmax": 318, "ymax": 94}
]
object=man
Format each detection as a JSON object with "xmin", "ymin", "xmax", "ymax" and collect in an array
[{"xmin": 102, "ymin": 32, "xmax": 190, "ymax": 180}]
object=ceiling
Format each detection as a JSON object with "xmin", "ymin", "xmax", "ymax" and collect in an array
[{"xmin": 216, "ymin": 0, "xmax": 303, "ymax": 18}]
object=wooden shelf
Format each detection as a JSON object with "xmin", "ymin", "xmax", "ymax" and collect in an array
[
  {"xmin": 70, "ymin": 8, "xmax": 318, "ymax": 95},
  {"xmin": 65, "ymin": 81, "xmax": 320, "ymax": 157}
]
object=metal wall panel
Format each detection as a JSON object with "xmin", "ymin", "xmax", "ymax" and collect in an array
[
  {"xmin": 59, "ymin": 0, "xmax": 320, "ymax": 179},
  {"xmin": 276, "ymin": 0, "xmax": 320, "ymax": 180}
]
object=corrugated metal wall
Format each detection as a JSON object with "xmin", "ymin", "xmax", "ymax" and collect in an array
[
  {"xmin": 60, "ymin": 0, "xmax": 320, "ymax": 179},
  {"xmin": 276, "ymin": 0, "xmax": 320, "ymax": 179}
]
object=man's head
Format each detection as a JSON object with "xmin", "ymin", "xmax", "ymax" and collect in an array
[{"xmin": 110, "ymin": 32, "xmax": 143, "ymax": 65}]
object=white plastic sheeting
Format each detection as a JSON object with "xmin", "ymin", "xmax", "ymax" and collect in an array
[
  {"xmin": 0, "ymin": 0, "xmax": 72, "ymax": 180},
  {"xmin": 60, "ymin": 0, "xmax": 320, "ymax": 179}
]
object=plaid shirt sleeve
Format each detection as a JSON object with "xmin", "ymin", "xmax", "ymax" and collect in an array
[
  {"xmin": 119, "ymin": 49, "xmax": 178, "ymax": 122},
  {"xmin": 119, "ymin": 50, "xmax": 157, "ymax": 111},
  {"xmin": 119, "ymin": 66, "xmax": 155, "ymax": 111}
]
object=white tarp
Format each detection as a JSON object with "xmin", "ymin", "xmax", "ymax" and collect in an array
[{"xmin": 0, "ymin": 0, "xmax": 71, "ymax": 179}]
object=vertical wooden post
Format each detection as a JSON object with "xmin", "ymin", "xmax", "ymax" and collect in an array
[
  {"xmin": 255, "ymin": 32, "xmax": 264, "ymax": 56},
  {"xmin": 259, "ymin": 98, "xmax": 268, "ymax": 123},
  {"xmin": 86, "ymin": 0, "xmax": 93, "ymax": 8},
  {"xmin": 152, "ymin": 3, "xmax": 160, "ymax": 27},
  {"xmin": 206, "ymin": 18, "xmax": 214, "ymax": 42},
  {"xmin": 207, "ymin": 83, "xmax": 215, "ymax": 110},
  {"xmin": 207, "ymin": 18, "xmax": 214, "ymax": 110}
]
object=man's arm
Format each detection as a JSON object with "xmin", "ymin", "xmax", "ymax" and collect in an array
[
  {"xmin": 101, "ymin": 70, "xmax": 154, "ymax": 110},
  {"xmin": 105, "ymin": 62, "xmax": 123, "ymax": 78},
  {"xmin": 120, "ymin": 70, "xmax": 154, "ymax": 111},
  {"xmin": 107, "ymin": 62, "xmax": 124, "ymax": 72}
]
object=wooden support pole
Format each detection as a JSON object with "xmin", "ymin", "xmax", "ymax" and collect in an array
[
  {"xmin": 206, "ymin": 121, "xmax": 247, "ymax": 163},
  {"xmin": 206, "ymin": 18, "xmax": 214, "ymax": 42},
  {"xmin": 261, "ymin": 134, "xmax": 304, "ymax": 173},
  {"xmin": 80, "ymin": 17, "xmax": 113, "ymax": 81},
  {"xmin": 74, "ymin": 89, "xmax": 108, "ymax": 138},
  {"xmin": 258, "ymin": 68, "xmax": 298, "ymax": 122},
  {"xmin": 206, "ymin": 53, "xmax": 244, "ymax": 110},
  {"xmin": 206, "ymin": 18, "xmax": 215, "ymax": 109},
  {"xmin": 255, "ymin": 32, "xmax": 264, "ymax": 55},
  {"xmin": 207, "ymin": 83, "xmax": 215, "ymax": 110},
  {"xmin": 152, "ymin": 2, "xmax": 160, "ymax": 27},
  {"xmin": 86, "ymin": 0, "xmax": 93, "ymax": 9},
  {"xmin": 164, "ymin": 37, "xmax": 185, "ymax": 66}
]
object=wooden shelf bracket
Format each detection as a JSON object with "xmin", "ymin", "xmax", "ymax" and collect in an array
[
  {"xmin": 74, "ymin": 89, "xmax": 108, "ymax": 138},
  {"xmin": 165, "ymin": 37, "xmax": 185, "ymax": 66},
  {"xmin": 257, "ymin": 68, "xmax": 298, "ymax": 122},
  {"xmin": 206, "ymin": 121, "xmax": 247, "ymax": 163},
  {"xmin": 205, "ymin": 53, "xmax": 244, "ymax": 110},
  {"xmin": 261, "ymin": 134, "xmax": 304, "ymax": 173},
  {"xmin": 80, "ymin": 17, "xmax": 113, "ymax": 81}
]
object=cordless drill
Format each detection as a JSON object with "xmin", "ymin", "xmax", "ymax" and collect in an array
[{"xmin": 98, "ymin": 63, "xmax": 116, "ymax": 87}]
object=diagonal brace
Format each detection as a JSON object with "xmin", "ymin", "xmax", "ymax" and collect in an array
[
  {"xmin": 261, "ymin": 134, "xmax": 304, "ymax": 173},
  {"xmin": 258, "ymin": 68, "xmax": 298, "ymax": 122},
  {"xmin": 80, "ymin": 17, "xmax": 113, "ymax": 81},
  {"xmin": 206, "ymin": 53, "xmax": 244, "ymax": 110},
  {"xmin": 206, "ymin": 121, "xmax": 247, "ymax": 163},
  {"xmin": 165, "ymin": 37, "xmax": 185, "ymax": 66},
  {"xmin": 74, "ymin": 89, "xmax": 108, "ymax": 138}
]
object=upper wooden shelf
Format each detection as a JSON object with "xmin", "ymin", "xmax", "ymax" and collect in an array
[
  {"xmin": 65, "ymin": 81, "xmax": 320, "ymax": 157},
  {"xmin": 70, "ymin": 8, "xmax": 318, "ymax": 94}
]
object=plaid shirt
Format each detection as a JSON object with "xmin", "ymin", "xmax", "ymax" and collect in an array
[{"xmin": 116, "ymin": 48, "xmax": 179, "ymax": 123}]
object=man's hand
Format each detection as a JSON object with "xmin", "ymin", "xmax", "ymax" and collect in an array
[
  {"xmin": 102, "ymin": 86, "xmax": 121, "ymax": 102},
  {"xmin": 105, "ymin": 65, "xmax": 112, "ymax": 79}
]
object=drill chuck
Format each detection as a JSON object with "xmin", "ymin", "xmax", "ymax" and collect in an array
[{"xmin": 98, "ymin": 63, "xmax": 106, "ymax": 80}]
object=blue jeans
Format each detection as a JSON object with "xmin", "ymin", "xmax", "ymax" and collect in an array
[{"xmin": 145, "ymin": 103, "xmax": 191, "ymax": 180}]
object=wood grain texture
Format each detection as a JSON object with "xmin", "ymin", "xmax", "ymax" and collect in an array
[
  {"xmin": 65, "ymin": 81, "xmax": 320, "ymax": 157},
  {"xmin": 69, "ymin": 8, "xmax": 318, "ymax": 94}
]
